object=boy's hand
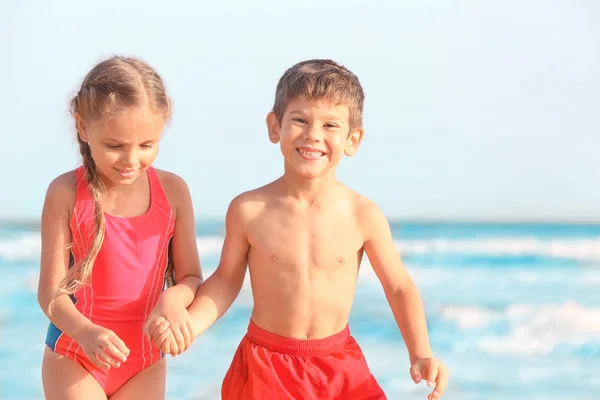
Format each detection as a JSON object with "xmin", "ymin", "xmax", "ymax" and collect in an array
[
  {"xmin": 410, "ymin": 357, "xmax": 448, "ymax": 399},
  {"xmin": 143, "ymin": 294, "xmax": 194, "ymax": 356},
  {"xmin": 73, "ymin": 322, "xmax": 130, "ymax": 370}
]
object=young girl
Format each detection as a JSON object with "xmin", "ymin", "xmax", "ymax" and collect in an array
[{"xmin": 37, "ymin": 56, "xmax": 203, "ymax": 400}]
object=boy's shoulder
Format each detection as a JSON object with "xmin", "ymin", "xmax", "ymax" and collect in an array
[
  {"xmin": 228, "ymin": 183, "xmax": 273, "ymax": 213},
  {"xmin": 232, "ymin": 178, "xmax": 283, "ymax": 203},
  {"xmin": 338, "ymin": 183, "xmax": 382, "ymax": 216},
  {"xmin": 338, "ymin": 184, "xmax": 389, "ymax": 234},
  {"xmin": 226, "ymin": 180, "xmax": 287, "ymax": 225}
]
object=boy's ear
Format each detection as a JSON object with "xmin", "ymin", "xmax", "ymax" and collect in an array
[
  {"xmin": 344, "ymin": 127, "xmax": 364, "ymax": 156},
  {"xmin": 266, "ymin": 112, "xmax": 280, "ymax": 144},
  {"xmin": 74, "ymin": 113, "xmax": 89, "ymax": 143}
]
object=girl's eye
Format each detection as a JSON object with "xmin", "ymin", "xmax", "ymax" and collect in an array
[{"xmin": 106, "ymin": 144, "xmax": 121, "ymax": 149}]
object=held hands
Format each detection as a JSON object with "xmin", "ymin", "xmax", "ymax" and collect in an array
[
  {"xmin": 73, "ymin": 323, "xmax": 130, "ymax": 370},
  {"xmin": 410, "ymin": 357, "xmax": 449, "ymax": 400},
  {"xmin": 143, "ymin": 293, "xmax": 194, "ymax": 357}
]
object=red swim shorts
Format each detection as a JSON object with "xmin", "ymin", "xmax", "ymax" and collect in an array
[{"xmin": 222, "ymin": 320, "xmax": 386, "ymax": 400}]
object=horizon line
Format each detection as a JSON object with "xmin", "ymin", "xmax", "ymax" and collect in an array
[{"xmin": 2, "ymin": 216, "xmax": 600, "ymax": 229}]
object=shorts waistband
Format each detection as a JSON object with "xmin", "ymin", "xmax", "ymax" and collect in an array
[{"xmin": 246, "ymin": 320, "xmax": 350, "ymax": 356}]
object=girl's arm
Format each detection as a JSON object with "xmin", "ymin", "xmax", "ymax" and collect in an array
[
  {"xmin": 162, "ymin": 173, "xmax": 204, "ymax": 305},
  {"xmin": 38, "ymin": 173, "xmax": 128, "ymax": 369},
  {"xmin": 144, "ymin": 172, "xmax": 203, "ymax": 356}
]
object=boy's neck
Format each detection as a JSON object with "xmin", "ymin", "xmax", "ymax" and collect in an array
[{"xmin": 280, "ymin": 167, "xmax": 338, "ymax": 205}]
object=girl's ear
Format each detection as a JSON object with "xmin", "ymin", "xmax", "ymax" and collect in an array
[{"xmin": 75, "ymin": 113, "xmax": 89, "ymax": 143}]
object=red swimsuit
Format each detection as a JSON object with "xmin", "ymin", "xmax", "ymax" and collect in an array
[{"xmin": 45, "ymin": 166, "xmax": 175, "ymax": 396}]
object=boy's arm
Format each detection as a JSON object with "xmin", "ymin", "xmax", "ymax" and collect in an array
[
  {"xmin": 187, "ymin": 195, "xmax": 250, "ymax": 338},
  {"xmin": 360, "ymin": 200, "xmax": 448, "ymax": 399},
  {"xmin": 360, "ymin": 200, "xmax": 432, "ymax": 362}
]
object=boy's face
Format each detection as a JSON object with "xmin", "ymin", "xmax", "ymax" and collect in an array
[{"xmin": 267, "ymin": 97, "xmax": 363, "ymax": 179}]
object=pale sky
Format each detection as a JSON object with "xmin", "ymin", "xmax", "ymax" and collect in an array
[{"xmin": 2, "ymin": 0, "xmax": 599, "ymax": 221}]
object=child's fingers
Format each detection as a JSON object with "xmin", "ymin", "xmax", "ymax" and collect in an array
[
  {"xmin": 169, "ymin": 339, "xmax": 179, "ymax": 357},
  {"xmin": 103, "ymin": 341, "xmax": 128, "ymax": 363},
  {"xmin": 95, "ymin": 347, "xmax": 122, "ymax": 368},
  {"xmin": 182, "ymin": 322, "xmax": 192, "ymax": 351},
  {"xmin": 425, "ymin": 361, "xmax": 439, "ymax": 387},
  {"xmin": 160, "ymin": 332, "xmax": 178, "ymax": 356},
  {"xmin": 154, "ymin": 327, "xmax": 176, "ymax": 353},
  {"xmin": 85, "ymin": 348, "xmax": 112, "ymax": 370},
  {"xmin": 110, "ymin": 335, "xmax": 130, "ymax": 358},
  {"xmin": 186, "ymin": 320, "xmax": 194, "ymax": 346},
  {"xmin": 144, "ymin": 317, "xmax": 167, "ymax": 340},
  {"xmin": 171, "ymin": 327, "xmax": 186, "ymax": 355},
  {"xmin": 410, "ymin": 364, "xmax": 422, "ymax": 383},
  {"xmin": 160, "ymin": 336, "xmax": 172, "ymax": 355},
  {"xmin": 432, "ymin": 364, "xmax": 449, "ymax": 399},
  {"xmin": 82, "ymin": 348, "xmax": 111, "ymax": 370},
  {"xmin": 150, "ymin": 320, "xmax": 171, "ymax": 343}
]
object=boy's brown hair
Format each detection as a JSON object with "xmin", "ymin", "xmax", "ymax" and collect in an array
[{"xmin": 272, "ymin": 59, "xmax": 364, "ymax": 129}]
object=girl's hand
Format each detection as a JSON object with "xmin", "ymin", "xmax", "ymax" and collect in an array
[
  {"xmin": 73, "ymin": 322, "xmax": 130, "ymax": 370},
  {"xmin": 144, "ymin": 317, "xmax": 178, "ymax": 355},
  {"xmin": 144, "ymin": 293, "xmax": 193, "ymax": 356}
]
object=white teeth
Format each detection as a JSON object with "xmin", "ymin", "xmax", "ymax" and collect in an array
[{"xmin": 298, "ymin": 149, "xmax": 324, "ymax": 157}]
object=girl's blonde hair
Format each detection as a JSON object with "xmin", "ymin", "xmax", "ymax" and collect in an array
[{"xmin": 59, "ymin": 56, "xmax": 175, "ymax": 294}]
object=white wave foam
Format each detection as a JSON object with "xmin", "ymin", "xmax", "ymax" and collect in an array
[
  {"xmin": 395, "ymin": 237, "xmax": 600, "ymax": 263},
  {"xmin": 441, "ymin": 306, "xmax": 495, "ymax": 330},
  {"xmin": 443, "ymin": 301, "xmax": 600, "ymax": 355},
  {"xmin": 0, "ymin": 233, "xmax": 40, "ymax": 262},
  {"xmin": 2, "ymin": 234, "xmax": 600, "ymax": 264},
  {"xmin": 196, "ymin": 236, "xmax": 224, "ymax": 257}
]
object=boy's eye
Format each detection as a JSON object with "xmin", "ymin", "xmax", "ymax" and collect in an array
[
  {"xmin": 325, "ymin": 123, "xmax": 338, "ymax": 128},
  {"xmin": 141, "ymin": 144, "xmax": 153, "ymax": 149},
  {"xmin": 292, "ymin": 118, "xmax": 307, "ymax": 124},
  {"xmin": 106, "ymin": 144, "xmax": 122, "ymax": 149}
]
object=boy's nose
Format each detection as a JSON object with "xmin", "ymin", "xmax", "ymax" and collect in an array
[{"xmin": 304, "ymin": 126, "xmax": 323, "ymax": 141}]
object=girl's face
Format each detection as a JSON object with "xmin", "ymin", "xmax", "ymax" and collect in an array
[{"xmin": 77, "ymin": 107, "xmax": 165, "ymax": 186}]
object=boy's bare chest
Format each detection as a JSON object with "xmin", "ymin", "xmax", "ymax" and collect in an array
[{"xmin": 248, "ymin": 212, "xmax": 364, "ymax": 268}]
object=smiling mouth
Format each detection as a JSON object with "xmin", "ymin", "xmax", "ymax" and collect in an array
[
  {"xmin": 297, "ymin": 148, "xmax": 325, "ymax": 158},
  {"xmin": 115, "ymin": 168, "xmax": 137, "ymax": 176}
]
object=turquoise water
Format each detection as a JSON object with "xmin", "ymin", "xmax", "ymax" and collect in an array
[{"xmin": 1, "ymin": 221, "xmax": 599, "ymax": 399}]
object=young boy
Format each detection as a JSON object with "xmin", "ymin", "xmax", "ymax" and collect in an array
[{"xmin": 149, "ymin": 59, "xmax": 448, "ymax": 399}]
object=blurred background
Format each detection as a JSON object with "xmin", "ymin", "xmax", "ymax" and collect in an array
[{"xmin": 1, "ymin": 1, "xmax": 599, "ymax": 399}]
